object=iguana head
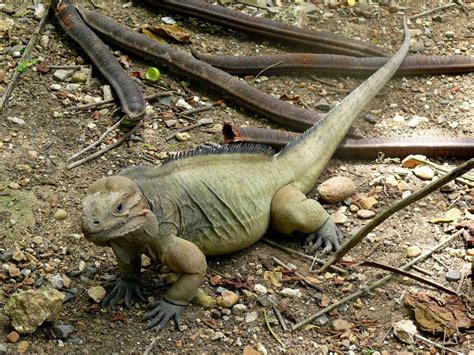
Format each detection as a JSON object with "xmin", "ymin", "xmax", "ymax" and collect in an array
[{"xmin": 81, "ymin": 176, "xmax": 150, "ymax": 244}]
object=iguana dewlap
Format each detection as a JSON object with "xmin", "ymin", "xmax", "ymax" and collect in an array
[{"xmin": 81, "ymin": 19, "xmax": 410, "ymax": 333}]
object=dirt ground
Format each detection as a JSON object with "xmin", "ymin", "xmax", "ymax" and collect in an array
[{"xmin": 0, "ymin": 0, "xmax": 473, "ymax": 353}]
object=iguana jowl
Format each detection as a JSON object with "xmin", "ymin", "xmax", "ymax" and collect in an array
[{"xmin": 81, "ymin": 19, "xmax": 410, "ymax": 332}]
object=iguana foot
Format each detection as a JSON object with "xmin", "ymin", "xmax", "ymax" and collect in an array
[
  {"xmin": 101, "ymin": 278, "xmax": 146, "ymax": 308},
  {"xmin": 144, "ymin": 299, "xmax": 185, "ymax": 332},
  {"xmin": 305, "ymin": 218, "xmax": 342, "ymax": 254}
]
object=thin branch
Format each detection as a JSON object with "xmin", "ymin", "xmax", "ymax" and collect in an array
[
  {"xmin": 342, "ymin": 260, "xmax": 456, "ymax": 295},
  {"xmin": 411, "ymin": 265, "xmax": 433, "ymax": 277},
  {"xmin": 253, "ymin": 61, "xmax": 283, "ymax": 81},
  {"xmin": 263, "ymin": 308, "xmax": 285, "ymax": 350},
  {"xmin": 67, "ymin": 117, "xmax": 125, "ymax": 161},
  {"xmin": 272, "ymin": 305, "xmax": 288, "ymax": 332},
  {"xmin": 0, "ymin": 1, "xmax": 51, "ymax": 112},
  {"xmin": 66, "ymin": 92, "xmax": 172, "ymax": 111},
  {"xmin": 143, "ymin": 336, "xmax": 159, "ymax": 355},
  {"xmin": 262, "ymin": 238, "xmax": 347, "ymax": 274},
  {"xmin": 67, "ymin": 121, "xmax": 143, "ymax": 169},
  {"xmin": 178, "ymin": 105, "xmax": 212, "ymax": 117},
  {"xmin": 292, "ymin": 229, "xmax": 463, "ymax": 330},
  {"xmin": 415, "ymin": 333, "xmax": 463, "ymax": 355},
  {"xmin": 409, "ymin": 2, "xmax": 457, "ymax": 20},
  {"xmin": 165, "ymin": 119, "xmax": 213, "ymax": 141},
  {"xmin": 318, "ymin": 158, "xmax": 474, "ymax": 273},
  {"xmin": 407, "ymin": 155, "xmax": 474, "ymax": 185}
]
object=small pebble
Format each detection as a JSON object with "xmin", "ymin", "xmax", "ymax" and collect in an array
[
  {"xmin": 53, "ymin": 209, "xmax": 68, "ymax": 220},
  {"xmin": 245, "ymin": 311, "xmax": 258, "ymax": 323},
  {"xmin": 51, "ymin": 324, "xmax": 74, "ymax": 339},
  {"xmin": 17, "ymin": 341, "xmax": 28, "ymax": 353},
  {"xmin": 358, "ymin": 196, "xmax": 378, "ymax": 210},
  {"xmin": 175, "ymin": 132, "xmax": 191, "ymax": 142},
  {"xmin": 363, "ymin": 113, "xmax": 377, "ymax": 124},
  {"xmin": 253, "ymin": 284, "xmax": 267, "ymax": 295},
  {"xmin": 357, "ymin": 209, "xmax": 375, "ymax": 219},
  {"xmin": 280, "ymin": 288, "xmax": 302, "ymax": 299},
  {"xmin": 406, "ymin": 245, "xmax": 421, "ymax": 258},
  {"xmin": 446, "ymin": 269, "xmax": 461, "ymax": 282},
  {"xmin": 53, "ymin": 69, "xmax": 74, "ymax": 81},
  {"xmin": 332, "ymin": 319, "xmax": 353, "ymax": 331},
  {"xmin": 331, "ymin": 212, "xmax": 348, "ymax": 224},
  {"xmin": 414, "ymin": 166, "xmax": 434, "ymax": 180},
  {"xmin": 232, "ymin": 304, "xmax": 247, "ymax": 315},
  {"xmin": 314, "ymin": 99, "xmax": 331, "ymax": 112},
  {"xmin": 6, "ymin": 331, "xmax": 20, "ymax": 343},
  {"xmin": 9, "ymin": 182, "xmax": 20, "ymax": 190},
  {"xmin": 216, "ymin": 290, "xmax": 239, "ymax": 308},
  {"xmin": 87, "ymin": 286, "xmax": 106, "ymax": 303},
  {"xmin": 7, "ymin": 117, "xmax": 25, "ymax": 125}
]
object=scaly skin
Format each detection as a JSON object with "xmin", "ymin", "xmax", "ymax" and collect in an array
[{"xmin": 81, "ymin": 19, "xmax": 410, "ymax": 333}]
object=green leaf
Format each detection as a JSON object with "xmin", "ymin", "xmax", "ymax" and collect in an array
[{"xmin": 145, "ymin": 67, "xmax": 161, "ymax": 83}]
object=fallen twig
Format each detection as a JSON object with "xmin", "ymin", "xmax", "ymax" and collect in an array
[
  {"xmin": 318, "ymin": 158, "xmax": 474, "ymax": 273},
  {"xmin": 455, "ymin": 270, "xmax": 466, "ymax": 294},
  {"xmin": 263, "ymin": 308, "xmax": 285, "ymax": 350},
  {"xmin": 143, "ymin": 335, "xmax": 159, "ymax": 355},
  {"xmin": 67, "ymin": 121, "xmax": 143, "ymax": 169},
  {"xmin": 178, "ymin": 104, "xmax": 213, "ymax": 117},
  {"xmin": 67, "ymin": 117, "xmax": 125, "ymax": 162},
  {"xmin": 253, "ymin": 61, "xmax": 283, "ymax": 81},
  {"xmin": 67, "ymin": 92, "xmax": 172, "ymax": 111},
  {"xmin": 409, "ymin": 2, "xmax": 457, "ymax": 20},
  {"xmin": 411, "ymin": 265, "xmax": 433, "ymax": 277},
  {"xmin": 165, "ymin": 118, "xmax": 214, "ymax": 141},
  {"xmin": 271, "ymin": 256, "xmax": 322, "ymax": 291},
  {"xmin": 272, "ymin": 305, "xmax": 288, "ymax": 332},
  {"xmin": 341, "ymin": 260, "xmax": 456, "ymax": 295},
  {"xmin": 292, "ymin": 229, "xmax": 463, "ymax": 330},
  {"xmin": 415, "ymin": 333, "xmax": 463, "ymax": 355},
  {"xmin": 0, "ymin": 1, "xmax": 51, "ymax": 112},
  {"xmin": 262, "ymin": 238, "xmax": 347, "ymax": 274}
]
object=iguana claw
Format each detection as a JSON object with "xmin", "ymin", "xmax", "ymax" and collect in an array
[
  {"xmin": 101, "ymin": 278, "xmax": 146, "ymax": 308},
  {"xmin": 306, "ymin": 218, "xmax": 342, "ymax": 254},
  {"xmin": 144, "ymin": 299, "xmax": 185, "ymax": 333}
]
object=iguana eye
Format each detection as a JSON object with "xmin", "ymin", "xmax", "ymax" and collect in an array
[{"xmin": 115, "ymin": 203, "xmax": 124, "ymax": 213}]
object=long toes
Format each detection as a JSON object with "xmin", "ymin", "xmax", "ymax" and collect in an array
[
  {"xmin": 333, "ymin": 235, "xmax": 341, "ymax": 250},
  {"xmin": 109, "ymin": 288, "xmax": 126, "ymax": 306},
  {"xmin": 144, "ymin": 305, "xmax": 162, "ymax": 320},
  {"xmin": 147, "ymin": 300, "xmax": 161, "ymax": 310},
  {"xmin": 322, "ymin": 241, "xmax": 333, "ymax": 254},
  {"xmin": 135, "ymin": 286, "xmax": 146, "ymax": 302},
  {"xmin": 101, "ymin": 288, "xmax": 118, "ymax": 307},
  {"xmin": 124, "ymin": 290, "xmax": 132, "ymax": 308},
  {"xmin": 174, "ymin": 314, "xmax": 183, "ymax": 331},
  {"xmin": 147, "ymin": 312, "xmax": 165, "ymax": 329},
  {"xmin": 310, "ymin": 236, "xmax": 323, "ymax": 253},
  {"xmin": 155, "ymin": 314, "xmax": 172, "ymax": 333}
]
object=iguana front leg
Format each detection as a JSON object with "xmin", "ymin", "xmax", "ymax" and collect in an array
[
  {"xmin": 102, "ymin": 255, "xmax": 146, "ymax": 307},
  {"xmin": 271, "ymin": 185, "xmax": 342, "ymax": 253},
  {"xmin": 145, "ymin": 236, "xmax": 207, "ymax": 332}
]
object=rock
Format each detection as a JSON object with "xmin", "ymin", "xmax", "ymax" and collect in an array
[
  {"xmin": 7, "ymin": 117, "xmax": 25, "ymax": 125},
  {"xmin": 17, "ymin": 341, "xmax": 28, "ymax": 353},
  {"xmin": 358, "ymin": 196, "xmax": 378, "ymax": 210},
  {"xmin": 385, "ymin": 175, "xmax": 398, "ymax": 187},
  {"xmin": 313, "ymin": 314, "xmax": 330, "ymax": 326},
  {"xmin": 232, "ymin": 304, "xmax": 247, "ymax": 315},
  {"xmin": 4, "ymin": 287, "xmax": 64, "ymax": 334},
  {"xmin": 407, "ymin": 115, "xmax": 423, "ymax": 128},
  {"xmin": 49, "ymin": 274, "xmax": 63, "ymax": 289},
  {"xmin": 6, "ymin": 331, "xmax": 20, "ymax": 343},
  {"xmin": 0, "ymin": 314, "xmax": 10, "ymax": 332},
  {"xmin": 317, "ymin": 177, "xmax": 356, "ymax": 203},
  {"xmin": 363, "ymin": 113, "xmax": 377, "ymax": 124},
  {"xmin": 243, "ymin": 345, "xmax": 261, "ymax": 355},
  {"xmin": 192, "ymin": 288, "xmax": 216, "ymax": 308},
  {"xmin": 314, "ymin": 99, "xmax": 331, "ymax": 112},
  {"xmin": 53, "ymin": 69, "xmax": 74, "ymax": 82},
  {"xmin": 446, "ymin": 269, "xmax": 461, "ymax": 282},
  {"xmin": 0, "ymin": 343, "xmax": 6, "ymax": 354},
  {"xmin": 216, "ymin": 290, "xmax": 239, "ymax": 308},
  {"xmin": 466, "ymin": 249, "xmax": 474, "ymax": 257},
  {"xmin": 397, "ymin": 181, "xmax": 410, "ymax": 192},
  {"xmin": 332, "ymin": 319, "xmax": 353, "ymax": 331},
  {"xmin": 8, "ymin": 264, "xmax": 20, "ymax": 278},
  {"xmin": 253, "ymin": 284, "xmax": 267, "ymax": 295},
  {"xmin": 175, "ymin": 132, "xmax": 191, "ymax": 142},
  {"xmin": 279, "ymin": 288, "xmax": 302, "ymax": 299},
  {"xmin": 175, "ymin": 98, "xmax": 192, "ymax": 110},
  {"xmin": 71, "ymin": 71, "xmax": 88, "ymax": 83},
  {"xmin": 53, "ymin": 209, "xmax": 68, "ymax": 220},
  {"xmin": 40, "ymin": 35, "xmax": 49, "ymax": 48},
  {"xmin": 33, "ymin": 4, "xmax": 45, "ymax": 19},
  {"xmin": 393, "ymin": 319, "xmax": 417, "ymax": 344},
  {"xmin": 444, "ymin": 31, "xmax": 454, "ymax": 38},
  {"xmin": 406, "ymin": 245, "xmax": 421, "ymax": 258},
  {"xmin": 75, "ymin": 321, "xmax": 87, "ymax": 332},
  {"xmin": 245, "ymin": 311, "xmax": 258, "ymax": 323},
  {"xmin": 357, "ymin": 209, "xmax": 375, "ymax": 219},
  {"xmin": 165, "ymin": 119, "xmax": 177, "ymax": 128},
  {"xmin": 87, "ymin": 286, "xmax": 106, "ymax": 303},
  {"xmin": 242, "ymin": 290, "xmax": 258, "ymax": 301},
  {"xmin": 331, "ymin": 212, "xmax": 348, "ymax": 224},
  {"xmin": 413, "ymin": 166, "xmax": 434, "ymax": 180},
  {"xmin": 12, "ymin": 247, "xmax": 26, "ymax": 262},
  {"xmin": 0, "ymin": 19, "xmax": 15, "ymax": 33},
  {"xmin": 65, "ymin": 83, "xmax": 80, "ymax": 92},
  {"xmin": 51, "ymin": 324, "xmax": 74, "ymax": 339}
]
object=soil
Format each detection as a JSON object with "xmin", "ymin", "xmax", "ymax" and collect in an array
[{"xmin": 0, "ymin": 0, "xmax": 472, "ymax": 353}]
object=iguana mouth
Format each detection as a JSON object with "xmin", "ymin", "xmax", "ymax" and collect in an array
[{"xmin": 83, "ymin": 218, "xmax": 145, "ymax": 243}]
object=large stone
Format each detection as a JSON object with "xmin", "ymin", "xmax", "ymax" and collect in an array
[
  {"xmin": 4, "ymin": 287, "xmax": 64, "ymax": 334},
  {"xmin": 216, "ymin": 290, "xmax": 239, "ymax": 308},
  {"xmin": 317, "ymin": 177, "xmax": 356, "ymax": 203},
  {"xmin": 192, "ymin": 288, "xmax": 216, "ymax": 308}
]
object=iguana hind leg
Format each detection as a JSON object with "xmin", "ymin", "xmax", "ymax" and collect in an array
[{"xmin": 270, "ymin": 185, "xmax": 342, "ymax": 253}]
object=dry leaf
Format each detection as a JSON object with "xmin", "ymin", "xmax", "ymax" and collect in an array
[
  {"xmin": 147, "ymin": 24, "xmax": 191, "ymax": 43},
  {"xmin": 263, "ymin": 271, "xmax": 283, "ymax": 287}
]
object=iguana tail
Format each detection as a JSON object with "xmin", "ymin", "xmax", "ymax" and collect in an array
[{"xmin": 275, "ymin": 18, "xmax": 411, "ymax": 194}]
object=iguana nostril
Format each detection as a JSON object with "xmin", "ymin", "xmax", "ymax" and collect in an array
[{"xmin": 93, "ymin": 219, "xmax": 100, "ymax": 225}]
